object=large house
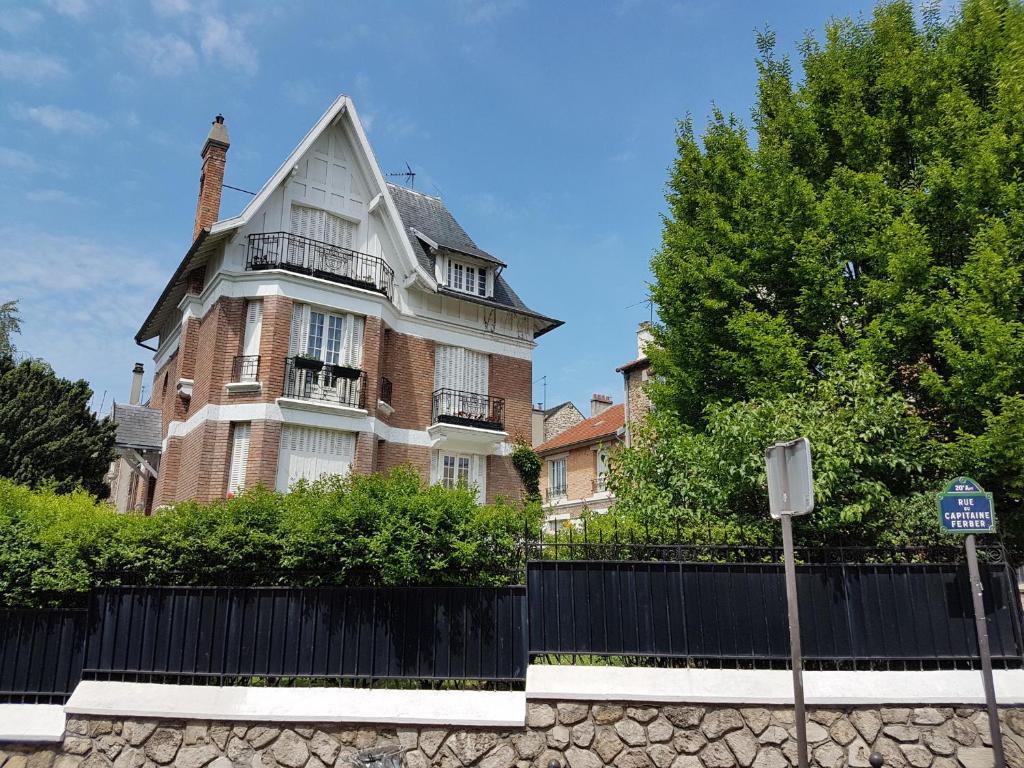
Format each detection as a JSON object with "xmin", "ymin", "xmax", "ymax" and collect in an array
[{"xmin": 136, "ymin": 96, "xmax": 560, "ymax": 507}]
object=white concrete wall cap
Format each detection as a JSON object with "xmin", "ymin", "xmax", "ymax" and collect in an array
[
  {"xmin": 0, "ymin": 704, "xmax": 66, "ymax": 742},
  {"xmin": 64, "ymin": 681, "xmax": 526, "ymax": 726}
]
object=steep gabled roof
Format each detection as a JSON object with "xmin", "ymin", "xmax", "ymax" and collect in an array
[
  {"xmin": 536, "ymin": 404, "xmax": 625, "ymax": 454},
  {"xmin": 111, "ymin": 403, "xmax": 162, "ymax": 452}
]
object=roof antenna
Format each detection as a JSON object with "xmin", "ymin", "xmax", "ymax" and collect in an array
[{"xmin": 387, "ymin": 162, "xmax": 416, "ymax": 189}]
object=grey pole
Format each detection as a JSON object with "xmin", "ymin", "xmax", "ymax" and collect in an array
[
  {"xmin": 964, "ymin": 533, "xmax": 1005, "ymax": 768},
  {"xmin": 781, "ymin": 511, "xmax": 808, "ymax": 768}
]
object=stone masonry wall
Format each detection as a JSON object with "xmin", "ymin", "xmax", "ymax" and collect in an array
[{"xmin": 3, "ymin": 704, "xmax": 1023, "ymax": 768}]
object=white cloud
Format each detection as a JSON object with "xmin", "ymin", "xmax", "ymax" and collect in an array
[
  {"xmin": 0, "ymin": 146, "xmax": 39, "ymax": 172},
  {"xmin": 199, "ymin": 15, "xmax": 258, "ymax": 75},
  {"xmin": 26, "ymin": 189, "xmax": 82, "ymax": 204},
  {"xmin": 11, "ymin": 104, "xmax": 106, "ymax": 135},
  {"xmin": 0, "ymin": 8, "xmax": 44, "ymax": 35},
  {"xmin": 151, "ymin": 0, "xmax": 191, "ymax": 16},
  {"xmin": 43, "ymin": 0, "xmax": 91, "ymax": 18},
  {"xmin": 452, "ymin": 0, "xmax": 524, "ymax": 25},
  {"xmin": 124, "ymin": 31, "xmax": 197, "ymax": 75},
  {"xmin": 0, "ymin": 50, "xmax": 68, "ymax": 83}
]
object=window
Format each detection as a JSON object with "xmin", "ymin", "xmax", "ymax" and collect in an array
[
  {"xmin": 290, "ymin": 304, "xmax": 365, "ymax": 367},
  {"xmin": 290, "ymin": 204, "xmax": 354, "ymax": 248},
  {"xmin": 433, "ymin": 451, "xmax": 486, "ymax": 502},
  {"xmin": 434, "ymin": 345, "xmax": 490, "ymax": 421},
  {"xmin": 595, "ymin": 446, "xmax": 611, "ymax": 493},
  {"xmin": 548, "ymin": 457, "xmax": 567, "ymax": 498},
  {"xmin": 227, "ymin": 423, "xmax": 251, "ymax": 497},
  {"xmin": 446, "ymin": 258, "xmax": 487, "ymax": 297},
  {"xmin": 239, "ymin": 300, "xmax": 262, "ymax": 382}
]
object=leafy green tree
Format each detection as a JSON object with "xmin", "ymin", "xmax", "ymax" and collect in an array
[
  {"xmin": 646, "ymin": 0, "xmax": 1024, "ymax": 537},
  {"xmin": 0, "ymin": 355, "xmax": 115, "ymax": 496},
  {"xmin": 0, "ymin": 300, "xmax": 20, "ymax": 358}
]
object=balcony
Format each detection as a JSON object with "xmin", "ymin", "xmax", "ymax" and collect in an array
[
  {"xmin": 281, "ymin": 357, "xmax": 366, "ymax": 410},
  {"xmin": 246, "ymin": 232, "xmax": 395, "ymax": 302},
  {"xmin": 431, "ymin": 389, "xmax": 504, "ymax": 432}
]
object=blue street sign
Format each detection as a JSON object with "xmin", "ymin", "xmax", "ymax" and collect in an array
[{"xmin": 937, "ymin": 476, "xmax": 995, "ymax": 534}]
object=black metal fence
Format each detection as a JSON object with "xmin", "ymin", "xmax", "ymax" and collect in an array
[
  {"xmin": 0, "ymin": 609, "xmax": 87, "ymax": 703},
  {"xmin": 83, "ymin": 586, "xmax": 527, "ymax": 687},
  {"xmin": 527, "ymin": 559, "xmax": 1024, "ymax": 669},
  {"xmin": 246, "ymin": 232, "xmax": 395, "ymax": 302}
]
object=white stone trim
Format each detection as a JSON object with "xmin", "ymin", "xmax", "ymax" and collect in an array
[
  {"xmin": 226, "ymin": 381, "xmax": 262, "ymax": 395},
  {"xmin": 0, "ymin": 704, "xmax": 65, "ymax": 742},
  {"xmin": 526, "ymin": 665, "xmax": 1024, "ymax": 705},
  {"xmin": 201, "ymin": 269, "xmax": 535, "ymax": 359},
  {"xmin": 162, "ymin": 402, "xmax": 511, "ymax": 456},
  {"xmin": 65, "ymin": 681, "xmax": 525, "ymax": 727},
  {"xmin": 276, "ymin": 397, "xmax": 368, "ymax": 420}
]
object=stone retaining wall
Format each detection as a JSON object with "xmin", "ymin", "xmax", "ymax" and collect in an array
[{"xmin": 2, "ymin": 704, "xmax": 1022, "ymax": 768}]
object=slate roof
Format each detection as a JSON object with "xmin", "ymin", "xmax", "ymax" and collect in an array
[
  {"xmin": 536, "ymin": 404, "xmax": 625, "ymax": 454},
  {"xmin": 386, "ymin": 183, "xmax": 560, "ymax": 332},
  {"xmin": 543, "ymin": 400, "xmax": 579, "ymax": 417},
  {"xmin": 111, "ymin": 403, "xmax": 162, "ymax": 452}
]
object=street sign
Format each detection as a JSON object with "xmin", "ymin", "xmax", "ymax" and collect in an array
[
  {"xmin": 766, "ymin": 437, "xmax": 814, "ymax": 520},
  {"xmin": 937, "ymin": 476, "xmax": 995, "ymax": 534}
]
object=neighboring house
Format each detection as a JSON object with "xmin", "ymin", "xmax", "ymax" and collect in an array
[
  {"xmin": 536, "ymin": 395, "xmax": 623, "ymax": 530},
  {"xmin": 136, "ymin": 96, "xmax": 560, "ymax": 506},
  {"xmin": 105, "ymin": 364, "xmax": 162, "ymax": 513},
  {"xmin": 530, "ymin": 400, "xmax": 585, "ymax": 447},
  {"xmin": 616, "ymin": 321, "xmax": 654, "ymax": 447}
]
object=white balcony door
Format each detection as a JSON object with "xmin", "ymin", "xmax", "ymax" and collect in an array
[
  {"xmin": 276, "ymin": 426, "xmax": 355, "ymax": 490},
  {"xmin": 227, "ymin": 423, "xmax": 251, "ymax": 496},
  {"xmin": 290, "ymin": 204, "xmax": 353, "ymax": 248},
  {"xmin": 240, "ymin": 300, "xmax": 262, "ymax": 381},
  {"xmin": 434, "ymin": 345, "xmax": 489, "ymax": 419}
]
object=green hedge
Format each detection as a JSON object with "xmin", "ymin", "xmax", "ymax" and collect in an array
[{"xmin": 0, "ymin": 467, "xmax": 541, "ymax": 608}]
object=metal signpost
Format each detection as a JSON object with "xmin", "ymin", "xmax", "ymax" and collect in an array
[
  {"xmin": 765, "ymin": 437, "xmax": 814, "ymax": 768},
  {"xmin": 937, "ymin": 477, "xmax": 1004, "ymax": 768}
]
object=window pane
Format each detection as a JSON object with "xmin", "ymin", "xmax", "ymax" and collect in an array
[
  {"xmin": 478, "ymin": 269, "xmax": 486, "ymax": 296},
  {"xmin": 453, "ymin": 264, "xmax": 463, "ymax": 291},
  {"xmin": 458, "ymin": 457, "xmax": 470, "ymax": 484},
  {"xmin": 326, "ymin": 315, "xmax": 344, "ymax": 365},
  {"xmin": 307, "ymin": 312, "xmax": 324, "ymax": 358},
  {"xmin": 442, "ymin": 455, "xmax": 456, "ymax": 488}
]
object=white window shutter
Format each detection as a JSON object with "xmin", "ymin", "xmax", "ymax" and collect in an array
[
  {"xmin": 430, "ymin": 450, "xmax": 440, "ymax": 484},
  {"xmin": 472, "ymin": 455, "xmax": 486, "ymax": 503},
  {"xmin": 348, "ymin": 315, "xmax": 364, "ymax": 367},
  {"xmin": 243, "ymin": 300, "xmax": 263, "ymax": 358},
  {"xmin": 227, "ymin": 423, "xmax": 251, "ymax": 496},
  {"xmin": 288, "ymin": 303, "xmax": 304, "ymax": 356}
]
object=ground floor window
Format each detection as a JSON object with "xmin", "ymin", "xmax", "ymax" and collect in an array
[
  {"xmin": 276, "ymin": 425, "xmax": 355, "ymax": 491},
  {"xmin": 547, "ymin": 457, "xmax": 567, "ymax": 499},
  {"xmin": 432, "ymin": 451, "xmax": 486, "ymax": 503}
]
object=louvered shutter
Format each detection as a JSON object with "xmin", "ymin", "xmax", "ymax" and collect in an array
[
  {"xmin": 472, "ymin": 455, "xmax": 486, "ymax": 503},
  {"xmin": 288, "ymin": 304, "xmax": 305, "ymax": 356},
  {"xmin": 346, "ymin": 315, "xmax": 364, "ymax": 367},
  {"xmin": 227, "ymin": 423, "xmax": 250, "ymax": 496},
  {"xmin": 243, "ymin": 300, "xmax": 263, "ymax": 358}
]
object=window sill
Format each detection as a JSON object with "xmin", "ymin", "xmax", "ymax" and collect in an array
[
  {"xmin": 226, "ymin": 381, "xmax": 262, "ymax": 395},
  {"xmin": 377, "ymin": 400, "xmax": 395, "ymax": 417}
]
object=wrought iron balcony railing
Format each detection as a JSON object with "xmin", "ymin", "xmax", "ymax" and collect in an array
[
  {"xmin": 546, "ymin": 485, "xmax": 568, "ymax": 502},
  {"xmin": 282, "ymin": 357, "xmax": 366, "ymax": 409},
  {"xmin": 232, "ymin": 354, "xmax": 260, "ymax": 383},
  {"xmin": 246, "ymin": 232, "xmax": 395, "ymax": 302},
  {"xmin": 380, "ymin": 376, "xmax": 393, "ymax": 406},
  {"xmin": 431, "ymin": 388, "xmax": 505, "ymax": 431}
]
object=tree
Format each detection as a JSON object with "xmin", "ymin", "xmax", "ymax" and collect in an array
[
  {"xmin": 0, "ymin": 300, "xmax": 20, "ymax": 358},
  {"xmin": 647, "ymin": 0, "xmax": 1024, "ymax": 536},
  {"xmin": 0, "ymin": 355, "xmax": 115, "ymax": 496},
  {"xmin": 511, "ymin": 440, "xmax": 542, "ymax": 503}
]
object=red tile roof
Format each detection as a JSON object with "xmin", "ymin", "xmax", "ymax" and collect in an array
[{"xmin": 536, "ymin": 403, "xmax": 625, "ymax": 454}]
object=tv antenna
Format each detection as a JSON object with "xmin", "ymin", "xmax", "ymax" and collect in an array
[{"xmin": 387, "ymin": 162, "xmax": 416, "ymax": 189}]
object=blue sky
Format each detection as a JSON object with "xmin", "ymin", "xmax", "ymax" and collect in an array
[{"xmin": 1, "ymin": 0, "xmax": 880, "ymax": 414}]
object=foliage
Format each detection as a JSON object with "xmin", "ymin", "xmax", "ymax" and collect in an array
[
  {"xmin": 0, "ymin": 300, "xmax": 19, "ymax": 358},
  {"xmin": 0, "ymin": 355, "xmax": 116, "ymax": 496},
  {"xmin": 639, "ymin": 0, "xmax": 1024, "ymax": 550},
  {"xmin": 0, "ymin": 467, "xmax": 541, "ymax": 608},
  {"xmin": 610, "ymin": 367, "xmax": 947, "ymax": 548},
  {"xmin": 510, "ymin": 440, "xmax": 542, "ymax": 503}
]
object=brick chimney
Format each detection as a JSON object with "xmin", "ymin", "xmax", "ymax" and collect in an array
[
  {"xmin": 591, "ymin": 393, "xmax": 612, "ymax": 418},
  {"xmin": 129, "ymin": 363, "xmax": 144, "ymax": 405},
  {"xmin": 193, "ymin": 114, "xmax": 230, "ymax": 241}
]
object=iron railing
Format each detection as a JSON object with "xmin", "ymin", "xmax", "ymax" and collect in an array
[
  {"xmin": 246, "ymin": 232, "xmax": 395, "ymax": 302},
  {"xmin": 232, "ymin": 354, "xmax": 260, "ymax": 382},
  {"xmin": 0, "ymin": 609, "xmax": 87, "ymax": 703},
  {"xmin": 431, "ymin": 388, "xmax": 504, "ymax": 431},
  {"xmin": 592, "ymin": 475, "xmax": 609, "ymax": 493},
  {"xmin": 283, "ymin": 357, "xmax": 365, "ymax": 409},
  {"xmin": 545, "ymin": 485, "xmax": 568, "ymax": 502},
  {"xmin": 380, "ymin": 376, "xmax": 393, "ymax": 407}
]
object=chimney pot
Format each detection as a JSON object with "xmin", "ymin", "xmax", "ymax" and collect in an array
[{"xmin": 591, "ymin": 393, "xmax": 613, "ymax": 417}]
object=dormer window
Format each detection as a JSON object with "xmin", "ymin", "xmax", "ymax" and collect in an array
[{"xmin": 447, "ymin": 259, "xmax": 488, "ymax": 297}]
